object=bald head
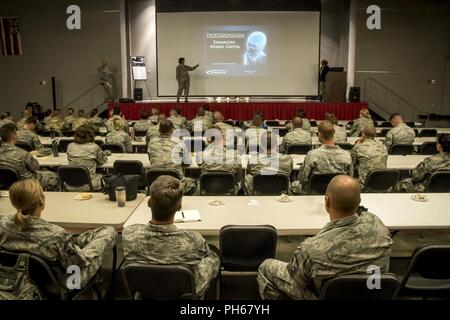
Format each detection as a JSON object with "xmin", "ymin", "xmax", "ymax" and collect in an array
[
  {"xmin": 318, "ymin": 120, "xmax": 335, "ymax": 141},
  {"xmin": 325, "ymin": 175, "xmax": 361, "ymax": 219},
  {"xmin": 292, "ymin": 117, "xmax": 304, "ymax": 129},
  {"xmin": 213, "ymin": 111, "xmax": 223, "ymax": 123},
  {"xmin": 362, "ymin": 126, "xmax": 376, "ymax": 139}
]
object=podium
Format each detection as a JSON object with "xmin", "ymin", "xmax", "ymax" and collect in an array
[{"xmin": 324, "ymin": 71, "xmax": 347, "ymax": 103}]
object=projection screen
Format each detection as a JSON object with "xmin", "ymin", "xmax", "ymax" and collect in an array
[{"xmin": 156, "ymin": 11, "xmax": 320, "ymax": 96}]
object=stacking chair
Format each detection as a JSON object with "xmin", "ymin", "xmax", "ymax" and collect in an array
[
  {"xmin": 219, "ymin": 225, "xmax": 277, "ymax": 272},
  {"xmin": 309, "ymin": 173, "xmax": 338, "ymax": 195},
  {"xmin": 286, "ymin": 144, "xmax": 312, "ymax": 155},
  {"xmin": 319, "ymin": 274, "xmax": 400, "ymax": 300},
  {"xmin": 399, "ymin": 244, "xmax": 450, "ymax": 299},
  {"xmin": 0, "ymin": 167, "xmax": 20, "ymax": 190},
  {"xmin": 184, "ymin": 138, "xmax": 206, "ymax": 153},
  {"xmin": 265, "ymin": 120, "xmax": 280, "ymax": 127},
  {"xmin": 425, "ymin": 171, "xmax": 450, "ymax": 192},
  {"xmin": 113, "ymin": 160, "xmax": 145, "ymax": 188},
  {"xmin": 419, "ymin": 142, "xmax": 437, "ymax": 155},
  {"xmin": 121, "ymin": 263, "xmax": 199, "ymax": 300},
  {"xmin": 419, "ymin": 129, "xmax": 437, "ymax": 137},
  {"xmin": 94, "ymin": 140, "xmax": 104, "ymax": 148},
  {"xmin": 379, "ymin": 128, "xmax": 390, "ymax": 137},
  {"xmin": 277, "ymin": 128, "xmax": 288, "ymax": 137},
  {"xmin": 58, "ymin": 139, "xmax": 72, "ymax": 153},
  {"xmin": 389, "ymin": 144, "xmax": 414, "ymax": 155},
  {"xmin": 199, "ymin": 172, "xmax": 235, "ymax": 195},
  {"xmin": 309, "ymin": 120, "xmax": 317, "ymax": 127},
  {"xmin": 57, "ymin": 165, "xmax": 94, "ymax": 192},
  {"xmin": 134, "ymin": 130, "xmax": 147, "ymax": 137},
  {"xmin": 336, "ymin": 143, "xmax": 353, "ymax": 151},
  {"xmin": 101, "ymin": 143, "xmax": 124, "ymax": 153},
  {"xmin": 362, "ymin": 169, "xmax": 401, "ymax": 193},
  {"xmin": 405, "ymin": 121, "xmax": 415, "ymax": 128},
  {"xmin": 15, "ymin": 141, "xmax": 34, "ymax": 152},
  {"xmin": 381, "ymin": 121, "xmax": 392, "ymax": 127},
  {"xmin": 252, "ymin": 173, "xmax": 289, "ymax": 195},
  {"xmin": 145, "ymin": 168, "xmax": 180, "ymax": 192}
]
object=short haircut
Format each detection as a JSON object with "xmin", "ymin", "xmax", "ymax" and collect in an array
[
  {"xmin": 325, "ymin": 113, "xmax": 338, "ymax": 125},
  {"xmin": 292, "ymin": 117, "xmax": 304, "ymax": 129},
  {"xmin": 67, "ymin": 108, "xmax": 74, "ymax": 112},
  {"xmin": 24, "ymin": 117, "xmax": 37, "ymax": 125},
  {"xmin": 389, "ymin": 113, "xmax": 401, "ymax": 121},
  {"xmin": 252, "ymin": 114, "xmax": 262, "ymax": 126},
  {"xmin": 362, "ymin": 126, "xmax": 376, "ymax": 138},
  {"xmin": 140, "ymin": 111, "xmax": 149, "ymax": 120},
  {"xmin": 149, "ymin": 175, "xmax": 183, "ymax": 221},
  {"xmin": 90, "ymin": 109, "xmax": 98, "ymax": 117},
  {"xmin": 178, "ymin": 57, "xmax": 185, "ymax": 64},
  {"xmin": 438, "ymin": 133, "xmax": 450, "ymax": 152},
  {"xmin": 113, "ymin": 106, "xmax": 121, "ymax": 116},
  {"xmin": 321, "ymin": 59, "xmax": 328, "ymax": 65},
  {"xmin": 171, "ymin": 108, "xmax": 181, "ymax": 115},
  {"xmin": 202, "ymin": 104, "xmax": 210, "ymax": 111},
  {"xmin": 74, "ymin": 125, "xmax": 95, "ymax": 144},
  {"xmin": 297, "ymin": 109, "xmax": 307, "ymax": 118},
  {"xmin": 0, "ymin": 123, "xmax": 16, "ymax": 142},
  {"xmin": 78, "ymin": 109, "xmax": 85, "ymax": 115},
  {"xmin": 159, "ymin": 119, "xmax": 174, "ymax": 134},
  {"xmin": 326, "ymin": 175, "xmax": 361, "ymax": 215},
  {"xmin": 318, "ymin": 120, "xmax": 335, "ymax": 140},
  {"xmin": 113, "ymin": 118, "xmax": 124, "ymax": 131}
]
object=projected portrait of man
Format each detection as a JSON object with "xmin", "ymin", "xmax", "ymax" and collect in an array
[{"xmin": 243, "ymin": 31, "xmax": 267, "ymax": 65}]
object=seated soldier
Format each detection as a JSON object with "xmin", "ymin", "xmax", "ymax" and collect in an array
[
  {"xmin": 0, "ymin": 179, "xmax": 116, "ymax": 297},
  {"xmin": 351, "ymin": 126, "xmax": 388, "ymax": 187},
  {"xmin": 325, "ymin": 113, "xmax": 347, "ymax": 144},
  {"xmin": 349, "ymin": 108, "xmax": 374, "ymax": 137},
  {"xmin": 285, "ymin": 109, "xmax": 311, "ymax": 132},
  {"xmin": 245, "ymin": 114, "xmax": 267, "ymax": 151},
  {"xmin": 147, "ymin": 119, "xmax": 197, "ymax": 194},
  {"xmin": 198, "ymin": 126, "xmax": 242, "ymax": 194},
  {"xmin": 0, "ymin": 124, "xmax": 59, "ymax": 191},
  {"xmin": 133, "ymin": 111, "xmax": 153, "ymax": 133},
  {"xmin": 45, "ymin": 109, "xmax": 64, "ymax": 135},
  {"xmin": 106, "ymin": 106, "xmax": 128, "ymax": 133},
  {"xmin": 189, "ymin": 106, "xmax": 212, "ymax": 132},
  {"xmin": 145, "ymin": 114, "xmax": 167, "ymax": 145},
  {"xmin": 397, "ymin": 133, "xmax": 450, "ymax": 192},
  {"xmin": 16, "ymin": 117, "xmax": 52, "ymax": 156},
  {"xmin": 67, "ymin": 125, "xmax": 109, "ymax": 191},
  {"xmin": 122, "ymin": 175, "xmax": 220, "ymax": 298},
  {"xmin": 87, "ymin": 108, "xmax": 104, "ymax": 129},
  {"xmin": 258, "ymin": 175, "xmax": 393, "ymax": 300},
  {"xmin": 149, "ymin": 107, "xmax": 160, "ymax": 124},
  {"xmin": 245, "ymin": 132, "xmax": 293, "ymax": 195},
  {"xmin": 212, "ymin": 111, "xmax": 235, "ymax": 145},
  {"xmin": 105, "ymin": 119, "xmax": 133, "ymax": 153},
  {"xmin": 279, "ymin": 117, "xmax": 312, "ymax": 153},
  {"xmin": 72, "ymin": 109, "xmax": 90, "ymax": 130},
  {"xmin": 384, "ymin": 113, "xmax": 416, "ymax": 149},
  {"xmin": 292, "ymin": 121, "xmax": 353, "ymax": 194},
  {"xmin": 168, "ymin": 108, "xmax": 188, "ymax": 130}
]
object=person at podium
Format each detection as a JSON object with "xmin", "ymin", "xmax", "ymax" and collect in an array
[{"xmin": 319, "ymin": 59, "xmax": 330, "ymax": 101}]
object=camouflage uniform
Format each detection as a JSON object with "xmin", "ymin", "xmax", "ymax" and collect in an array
[
  {"xmin": 349, "ymin": 116, "xmax": 374, "ymax": 137},
  {"xmin": 64, "ymin": 115, "xmax": 77, "ymax": 130},
  {"xmin": 293, "ymin": 145, "xmax": 353, "ymax": 194},
  {"xmin": 0, "ymin": 215, "xmax": 116, "ymax": 295},
  {"xmin": 0, "ymin": 143, "xmax": 59, "ymax": 191},
  {"xmin": 333, "ymin": 125, "xmax": 348, "ymax": 144},
  {"xmin": 257, "ymin": 211, "xmax": 392, "ymax": 300},
  {"xmin": 145, "ymin": 124, "xmax": 160, "ymax": 145},
  {"xmin": 133, "ymin": 119, "xmax": 153, "ymax": 132},
  {"xmin": 147, "ymin": 134, "xmax": 197, "ymax": 194},
  {"xmin": 16, "ymin": 117, "xmax": 28, "ymax": 130},
  {"xmin": 189, "ymin": 116, "xmax": 212, "ymax": 132},
  {"xmin": 88, "ymin": 116, "xmax": 104, "ymax": 129},
  {"xmin": 285, "ymin": 118, "xmax": 312, "ymax": 132},
  {"xmin": 205, "ymin": 111, "xmax": 214, "ymax": 127},
  {"xmin": 67, "ymin": 142, "xmax": 108, "ymax": 191},
  {"xmin": 106, "ymin": 115, "xmax": 129, "ymax": 133},
  {"xmin": 351, "ymin": 139, "xmax": 388, "ymax": 186},
  {"xmin": 16, "ymin": 128, "xmax": 52, "ymax": 156},
  {"xmin": 176, "ymin": 64, "xmax": 197, "ymax": 101},
  {"xmin": 122, "ymin": 223, "xmax": 220, "ymax": 297},
  {"xmin": 0, "ymin": 118, "xmax": 14, "ymax": 128},
  {"xmin": 105, "ymin": 130, "xmax": 133, "ymax": 153},
  {"xmin": 198, "ymin": 145, "xmax": 242, "ymax": 194},
  {"xmin": 148, "ymin": 115, "xmax": 159, "ymax": 124},
  {"xmin": 245, "ymin": 127, "xmax": 268, "ymax": 151},
  {"xmin": 45, "ymin": 116, "xmax": 65, "ymax": 135},
  {"xmin": 168, "ymin": 115, "xmax": 188, "ymax": 130},
  {"xmin": 213, "ymin": 121, "xmax": 236, "ymax": 146},
  {"xmin": 384, "ymin": 123, "xmax": 416, "ymax": 148},
  {"xmin": 397, "ymin": 152, "xmax": 450, "ymax": 192},
  {"xmin": 245, "ymin": 153, "xmax": 293, "ymax": 195},
  {"xmin": 279, "ymin": 128, "xmax": 312, "ymax": 153},
  {"xmin": 72, "ymin": 117, "xmax": 90, "ymax": 131}
]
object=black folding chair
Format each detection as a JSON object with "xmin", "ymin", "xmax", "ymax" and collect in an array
[
  {"xmin": 57, "ymin": 165, "xmax": 94, "ymax": 192},
  {"xmin": 277, "ymin": 128, "xmax": 288, "ymax": 137},
  {"xmin": 58, "ymin": 139, "xmax": 72, "ymax": 153},
  {"xmin": 134, "ymin": 130, "xmax": 148, "ymax": 137},
  {"xmin": 381, "ymin": 121, "xmax": 392, "ymax": 127},
  {"xmin": 219, "ymin": 225, "xmax": 277, "ymax": 272},
  {"xmin": 252, "ymin": 173, "xmax": 289, "ymax": 195},
  {"xmin": 113, "ymin": 160, "xmax": 145, "ymax": 188},
  {"xmin": 121, "ymin": 263, "xmax": 200, "ymax": 300},
  {"xmin": 94, "ymin": 140, "xmax": 104, "ymax": 148},
  {"xmin": 309, "ymin": 173, "xmax": 338, "ymax": 195},
  {"xmin": 319, "ymin": 274, "xmax": 400, "ymax": 300},
  {"xmin": 199, "ymin": 172, "xmax": 235, "ymax": 195},
  {"xmin": 102, "ymin": 143, "xmax": 124, "ymax": 153},
  {"xmin": 419, "ymin": 129, "xmax": 437, "ymax": 137},
  {"xmin": 145, "ymin": 168, "xmax": 181, "ymax": 192},
  {"xmin": 419, "ymin": 142, "xmax": 437, "ymax": 155},
  {"xmin": 389, "ymin": 144, "xmax": 414, "ymax": 155},
  {"xmin": 405, "ymin": 122, "xmax": 415, "ymax": 128},
  {"xmin": 425, "ymin": 171, "xmax": 450, "ymax": 192},
  {"xmin": 399, "ymin": 244, "xmax": 450, "ymax": 299},
  {"xmin": 0, "ymin": 167, "xmax": 20, "ymax": 190},
  {"xmin": 286, "ymin": 144, "xmax": 312, "ymax": 155},
  {"xmin": 265, "ymin": 120, "xmax": 280, "ymax": 127},
  {"xmin": 15, "ymin": 141, "xmax": 34, "ymax": 152},
  {"xmin": 184, "ymin": 138, "xmax": 206, "ymax": 153},
  {"xmin": 362, "ymin": 169, "xmax": 400, "ymax": 193},
  {"xmin": 336, "ymin": 143, "xmax": 353, "ymax": 150},
  {"xmin": 379, "ymin": 129, "xmax": 390, "ymax": 137}
]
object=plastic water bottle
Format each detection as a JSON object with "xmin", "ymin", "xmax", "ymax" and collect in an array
[{"xmin": 51, "ymin": 140, "xmax": 59, "ymax": 157}]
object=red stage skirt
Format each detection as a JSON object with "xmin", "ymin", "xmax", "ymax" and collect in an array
[{"xmin": 108, "ymin": 101, "xmax": 367, "ymax": 121}]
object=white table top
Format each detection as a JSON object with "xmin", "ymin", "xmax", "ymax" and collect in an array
[
  {"xmin": 39, "ymin": 136, "xmax": 146, "ymax": 147},
  {"xmin": 124, "ymin": 194, "xmax": 450, "ymax": 236},
  {"xmin": 0, "ymin": 192, "xmax": 146, "ymax": 231}
]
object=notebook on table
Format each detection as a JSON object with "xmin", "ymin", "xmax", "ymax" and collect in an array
[{"xmin": 174, "ymin": 210, "xmax": 202, "ymax": 223}]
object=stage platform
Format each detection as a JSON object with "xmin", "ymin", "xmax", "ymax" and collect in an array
[{"xmin": 108, "ymin": 101, "xmax": 368, "ymax": 121}]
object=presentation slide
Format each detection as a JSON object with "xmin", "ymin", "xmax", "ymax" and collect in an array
[{"xmin": 157, "ymin": 11, "xmax": 320, "ymax": 96}]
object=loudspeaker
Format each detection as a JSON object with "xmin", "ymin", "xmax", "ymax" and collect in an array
[
  {"xmin": 349, "ymin": 87, "xmax": 360, "ymax": 102},
  {"xmin": 133, "ymin": 88, "xmax": 143, "ymax": 101}
]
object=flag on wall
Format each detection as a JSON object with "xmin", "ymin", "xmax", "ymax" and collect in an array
[{"xmin": 0, "ymin": 17, "xmax": 23, "ymax": 56}]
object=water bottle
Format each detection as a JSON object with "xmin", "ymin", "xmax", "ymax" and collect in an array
[
  {"xmin": 115, "ymin": 186, "xmax": 126, "ymax": 207},
  {"xmin": 50, "ymin": 129, "xmax": 55, "ymax": 139},
  {"xmin": 51, "ymin": 140, "xmax": 59, "ymax": 157}
]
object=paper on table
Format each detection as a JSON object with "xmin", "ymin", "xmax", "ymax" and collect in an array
[{"xmin": 174, "ymin": 210, "xmax": 201, "ymax": 223}]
